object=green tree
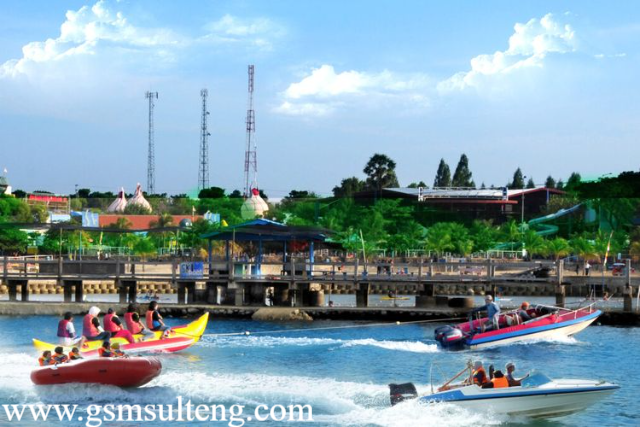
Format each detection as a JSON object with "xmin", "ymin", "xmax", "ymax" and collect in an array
[
  {"xmin": 451, "ymin": 154, "xmax": 475, "ymax": 188},
  {"xmin": 545, "ymin": 176, "xmax": 556, "ymax": 189},
  {"xmin": 544, "ymin": 237, "xmax": 571, "ymax": 260},
  {"xmin": 123, "ymin": 204, "xmax": 152, "ymax": 215},
  {"xmin": 332, "ymin": 177, "xmax": 365, "ymax": 198},
  {"xmin": 510, "ymin": 168, "xmax": 525, "ymax": 189},
  {"xmin": 363, "ymin": 153, "xmax": 400, "ymax": 191},
  {"xmin": 565, "ymin": 172, "xmax": 582, "ymax": 192},
  {"xmin": 469, "ymin": 220, "xmax": 498, "ymax": 252},
  {"xmin": 425, "ymin": 223, "xmax": 454, "ymax": 255},
  {"xmin": 198, "ymin": 187, "xmax": 226, "ymax": 199},
  {"xmin": 0, "ymin": 228, "xmax": 29, "ymax": 254},
  {"xmin": 526, "ymin": 177, "xmax": 535, "ymax": 189},
  {"xmin": 570, "ymin": 236, "xmax": 597, "ymax": 260},
  {"xmin": 433, "ymin": 159, "xmax": 452, "ymax": 188},
  {"xmin": 522, "ymin": 230, "xmax": 546, "ymax": 256},
  {"xmin": 133, "ymin": 237, "xmax": 156, "ymax": 261},
  {"xmin": 407, "ymin": 181, "xmax": 428, "ymax": 189}
]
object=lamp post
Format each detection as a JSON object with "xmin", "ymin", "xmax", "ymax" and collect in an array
[{"xmin": 521, "ymin": 176, "xmax": 526, "ymax": 259}]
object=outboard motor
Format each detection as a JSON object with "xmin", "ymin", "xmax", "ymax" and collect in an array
[
  {"xmin": 434, "ymin": 325, "xmax": 466, "ymax": 350},
  {"xmin": 389, "ymin": 382, "xmax": 418, "ymax": 406}
]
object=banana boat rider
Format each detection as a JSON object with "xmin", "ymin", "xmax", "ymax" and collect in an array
[
  {"xmin": 146, "ymin": 301, "xmax": 172, "ymax": 338},
  {"xmin": 57, "ymin": 312, "xmax": 86, "ymax": 348},
  {"xmin": 83, "ymin": 306, "xmax": 112, "ymax": 342},
  {"xmin": 103, "ymin": 308, "xmax": 135, "ymax": 343},
  {"xmin": 124, "ymin": 304, "xmax": 155, "ymax": 341}
]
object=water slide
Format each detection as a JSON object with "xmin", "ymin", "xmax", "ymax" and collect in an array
[{"xmin": 493, "ymin": 204, "xmax": 582, "ymax": 250}]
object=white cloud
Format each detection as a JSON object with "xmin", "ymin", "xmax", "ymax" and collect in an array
[
  {"xmin": 438, "ymin": 13, "xmax": 577, "ymax": 92},
  {"xmin": 275, "ymin": 65, "xmax": 431, "ymax": 116},
  {"xmin": 201, "ymin": 14, "xmax": 284, "ymax": 51},
  {"xmin": 1, "ymin": 0, "xmax": 184, "ymax": 78}
]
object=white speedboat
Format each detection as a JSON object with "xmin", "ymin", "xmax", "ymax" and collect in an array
[{"xmin": 390, "ymin": 371, "xmax": 619, "ymax": 418}]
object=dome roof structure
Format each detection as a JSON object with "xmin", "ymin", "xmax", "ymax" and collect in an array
[
  {"xmin": 107, "ymin": 187, "xmax": 127, "ymax": 213},
  {"xmin": 241, "ymin": 188, "xmax": 269, "ymax": 220},
  {"xmin": 129, "ymin": 183, "xmax": 152, "ymax": 212}
]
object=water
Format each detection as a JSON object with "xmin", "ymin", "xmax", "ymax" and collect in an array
[{"xmin": 0, "ymin": 315, "xmax": 638, "ymax": 426}]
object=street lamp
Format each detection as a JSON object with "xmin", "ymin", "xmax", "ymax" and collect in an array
[{"xmin": 521, "ymin": 176, "xmax": 527, "ymax": 259}]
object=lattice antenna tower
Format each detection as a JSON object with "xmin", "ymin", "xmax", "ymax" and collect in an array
[
  {"xmin": 198, "ymin": 89, "xmax": 211, "ymax": 190},
  {"xmin": 244, "ymin": 65, "xmax": 258, "ymax": 198},
  {"xmin": 145, "ymin": 91, "xmax": 159, "ymax": 194}
]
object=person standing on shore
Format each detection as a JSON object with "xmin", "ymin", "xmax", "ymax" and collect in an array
[{"xmin": 585, "ymin": 261, "xmax": 591, "ymax": 276}]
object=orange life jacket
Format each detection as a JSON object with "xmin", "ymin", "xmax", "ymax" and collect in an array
[
  {"xmin": 52, "ymin": 353, "xmax": 68, "ymax": 364},
  {"xmin": 98, "ymin": 347, "xmax": 113, "ymax": 358},
  {"xmin": 38, "ymin": 357, "xmax": 52, "ymax": 366},
  {"xmin": 146, "ymin": 310, "xmax": 158, "ymax": 330},
  {"xmin": 69, "ymin": 353, "xmax": 83, "ymax": 360},
  {"xmin": 124, "ymin": 312, "xmax": 142, "ymax": 334},
  {"xmin": 113, "ymin": 349, "xmax": 125, "ymax": 357},
  {"xmin": 473, "ymin": 368, "xmax": 488, "ymax": 385},
  {"xmin": 492, "ymin": 376, "xmax": 509, "ymax": 388},
  {"xmin": 103, "ymin": 313, "xmax": 122, "ymax": 333},
  {"xmin": 83, "ymin": 313, "xmax": 99, "ymax": 337}
]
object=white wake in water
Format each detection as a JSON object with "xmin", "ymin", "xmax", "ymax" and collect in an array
[
  {"xmin": 203, "ymin": 335, "xmax": 439, "ymax": 353},
  {"xmin": 0, "ymin": 351, "xmax": 505, "ymax": 426}
]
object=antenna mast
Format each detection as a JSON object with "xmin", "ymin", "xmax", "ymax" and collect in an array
[
  {"xmin": 145, "ymin": 91, "xmax": 158, "ymax": 194},
  {"xmin": 244, "ymin": 65, "xmax": 258, "ymax": 198},
  {"xmin": 198, "ymin": 89, "xmax": 211, "ymax": 191}
]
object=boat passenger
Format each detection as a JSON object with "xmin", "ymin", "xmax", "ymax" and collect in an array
[
  {"xmin": 472, "ymin": 361, "xmax": 489, "ymax": 385},
  {"xmin": 98, "ymin": 341, "xmax": 113, "ymax": 358},
  {"xmin": 472, "ymin": 295, "xmax": 501, "ymax": 331},
  {"xmin": 103, "ymin": 308, "xmax": 135, "ymax": 344},
  {"xmin": 69, "ymin": 347, "xmax": 83, "ymax": 361},
  {"xmin": 57, "ymin": 312, "xmax": 86, "ymax": 347},
  {"xmin": 481, "ymin": 370, "xmax": 508, "ymax": 389},
  {"xmin": 38, "ymin": 350, "xmax": 52, "ymax": 366},
  {"xmin": 518, "ymin": 302, "xmax": 535, "ymax": 322},
  {"xmin": 83, "ymin": 306, "xmax": 112, "ymax": 342},
  {"xmin": 146, "ymin": 301, "xmax": 172, "ymax": 337},
  {"xmin": 125, "ymin": 304, "xmax": 155, "ymax": 340},
  {"xmin": 506, "ymin": 363, "xmax": 529, "ymax": 386},
  {"xmin": 110, "ymin": 342, "xmax": 126, "ymax": 358},
  {"xmin": 52, "ymin": 346, "xmax": 69, "ymax": 364}
]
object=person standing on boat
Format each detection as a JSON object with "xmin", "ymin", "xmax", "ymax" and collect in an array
[{"xmin": 472, "ymin": 295, "xmax": 501, "ymax": 330}]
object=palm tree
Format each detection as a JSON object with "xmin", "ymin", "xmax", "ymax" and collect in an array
[
  {"xmin": 569, "ymin": 236, "xmax": 597, "ymax": 261},
  {"xmin": 523, "ymin": 230, "xmax": 546, "ymax": 256},
  {"xmin": 150, "ymin": 213, "xmax": 175, "ymax": 253},
  {"xmin": 544, "ymin": 238, "xmax": 571, "ymax": 261},
  {"xmin": 425, "ymin": 223, "xmax": 454, "ymax": 256}
]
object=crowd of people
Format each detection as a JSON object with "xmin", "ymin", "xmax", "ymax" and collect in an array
[
  {"xmin": 471, "ymin": 360, "xmax": 529, "ymax": 389},
  {"xmin": 38, "ymin": 300, "xmax": 172, "ymax": 365}
]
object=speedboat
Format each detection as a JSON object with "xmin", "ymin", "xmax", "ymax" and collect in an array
[
  {"xmin": 390, "ymin": 371, "xmax": 619, "ymax": 418},
  {"xmin": 435, "ymin": 304, "xmax": 600, "ymax": 350},
  {"xmin": 33, "ymin": 313, "xmax": 209, "ymax": 355},
  {"xmin": 31, "ymin": 357, "xmax": 162, "ymax": 388}
]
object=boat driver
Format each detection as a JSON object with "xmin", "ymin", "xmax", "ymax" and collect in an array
[
  {"xmin": 472, "ymin": 295, "xmax": 501, "ymax": 331},
  {"xmin": 506, "ymin": 362, "xmax": 529, "ymax": 386}
]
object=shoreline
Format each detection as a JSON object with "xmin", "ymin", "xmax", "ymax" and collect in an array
[{"xmin": 0, "ymin": 301, "xmax": 638, "ymax": 326}]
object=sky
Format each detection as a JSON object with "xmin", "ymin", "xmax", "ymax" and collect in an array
[{"xmin": 1, "ymin": 0, "xmax": 639, "ymax": 197}]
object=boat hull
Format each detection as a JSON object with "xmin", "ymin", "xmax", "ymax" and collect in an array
[
  {"xmin": 420, "ymin": 381, "xmax": 618, "ymax": 418},
  {"xmin": 30, "ymin": 357, "xmax": 162, "ymax": 388},
  {"xmin": 33, "ymin": 312, "xmax": 209, "ymax": 355}
]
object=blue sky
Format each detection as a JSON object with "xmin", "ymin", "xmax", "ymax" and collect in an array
[{"xmin": 1, "ymin": 0, "xmax": 639, "ymax": 197}]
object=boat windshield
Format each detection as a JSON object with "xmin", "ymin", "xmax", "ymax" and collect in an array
[{"xmin": 521, "ymin": 371, "xmax": 552, "ymax": 388}]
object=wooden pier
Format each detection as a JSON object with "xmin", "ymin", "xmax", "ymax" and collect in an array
[{"xmin": 1, "ymin": 257, "xmax": 637, "ymax": 310}]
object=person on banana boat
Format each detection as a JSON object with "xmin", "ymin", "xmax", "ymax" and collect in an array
[
  {"xmin": 146, "ymin": 301, "xmax": 172, "ymax": 338},
  {"xmin": 83, "ymin": 306, "xmax": 112, "ymax": 342},
  {"xmin": 98, "ymin": 341, "xmax": 113, "ymax": 358},
  {"xmin": 57, "ymin": 312, "xmax": 86, "ymax": 348},
  {"xmin": 102, "ymin": 308, "xmax": 135, "ymax": 344},
  {"xmin": 124, "ymin": 304, "xmax": 155, "ymax": 341}
]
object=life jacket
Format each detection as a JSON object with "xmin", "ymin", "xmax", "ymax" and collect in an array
[
  {"xmin": 103, "ymin": 313, "xmax": 122, "ymax": 333},
  {"xmin": 113, "ymin": 349, "xmax": 125, "ymax": 357},
  {"xmin": 98, "ymin": 347, "xmax": 113, "ymax": 358},
  {"xmin": 491, "ymin": 376, "xmax": 509, "ymax": 388},
  {"xmin": 473, "ymin": 368, "xmax": 488, "ymax": 385},
  {"xmin": 57, "ymin": 319, "xmax": 71, "ymax": 338},
  {"xmin": 69, "ymin": 353, "xmax": 83, "ymax": 360},
  {"xmin": 124, "ymin": 312, "xmax": 142, "ymax": 334},
  {"xmin": 83, "ymin": 313, "xmax": 99, "ymax": 337},
  {"xmin": 38, "ymin": 357, "xmax": 52, "ymax": 366},
  {"xmin": 52, "ymin": 353, "xmax": 68, "ymax": 364},
  {"xmin": 146, "ymin": 310, "xmax": 157, "ymax": 330}
]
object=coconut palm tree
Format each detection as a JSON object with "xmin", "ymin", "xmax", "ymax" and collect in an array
[
  {"xmin": 569, "ymin": 236, "xmax": 597, "ymax": 261},
  {"xmin": 544, "ymin": 238, "xmax": 571, "ymax": 261}
]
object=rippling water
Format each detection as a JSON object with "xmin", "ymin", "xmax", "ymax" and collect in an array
[{"xmin": 0, "ymin": 315, "xmax": 637, "ymax": 426}]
